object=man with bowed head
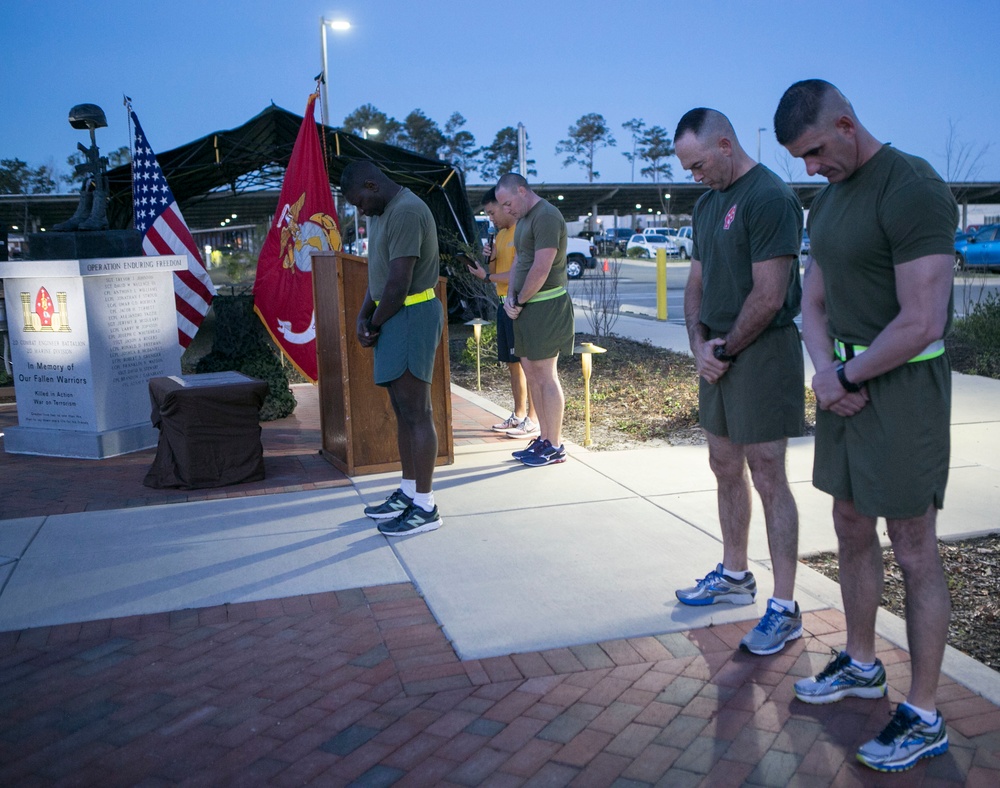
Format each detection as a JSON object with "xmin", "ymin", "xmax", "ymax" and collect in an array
[
  {"xmin": 340, "ymin": 160, "xmax": 445, "ymax": 536},
  {"xmin": 493, "ymin": 173, "xmax": 575, "ymax": 467},
  {"xmin": 673, "ymin": 108, "xmax": 806, "ymax": 658},
  {"xmin": 774, "ymin": 78, "xmax": 956, "ymax": 773}
]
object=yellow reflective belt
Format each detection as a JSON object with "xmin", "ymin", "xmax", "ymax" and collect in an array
[
  {"xmin": 527, "ymin": 286, "xmax": 567, "ymax": 304},
  {"xmin": 834, "ymin": 338, "xmax": 945, "ymax": 364},
  {"xmin": 374, "ymin": 288, "xmax": 436, "ymax": 307}
]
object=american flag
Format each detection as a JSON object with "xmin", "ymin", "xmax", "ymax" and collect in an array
[{"xmin": 129, "ymin": 107, "xmax": 215, "ymax": 348}]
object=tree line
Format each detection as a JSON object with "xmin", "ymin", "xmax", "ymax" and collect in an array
[{"xmin": 342, "ymin": 105, "xmax": 674, "ymax": 184}]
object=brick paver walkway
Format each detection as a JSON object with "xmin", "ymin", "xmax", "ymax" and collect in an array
[
  {"xmin": 2, "ymin": 583, "xmax": 998, "ymax": 786},
  {"xmin": 3, "ymin": 385, "xmax": 1000, "ymax": 784}
]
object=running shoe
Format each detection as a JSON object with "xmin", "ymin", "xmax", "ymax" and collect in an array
[
  {"xmin": 364, "ymin": 489, "xmax": 413, "ymax": 521},
  {"xmin": 512, "ymin": 437, "xmax": 544, "ymax": 460},
  {"xmin": 856, "ymin": 705, "xmax": 948, "ymax": 772},
  {"xmin": 739, "ymin": 599, "xmax": 803, "ymax": 655},
  {"xmin": 492, "ymin": 412, "xmax": 519, "ymax": 432},
  {"xmin": 520, "ymin": 440, "xmax": 566, "ymax": 466},
  {"xmin": 675, "ymin": 563, "xmax": 757, "ymax": 606},
  {"xmin": 505, "ymin": 416, "xmax": 540, "ymax": 439},
  {"xmin": 378, "ymin": 504, "xmax": 443, "ymax": 536},
  {"xmin": 794, "ymin": 650, "xmax": 887, "ymax": 704}
]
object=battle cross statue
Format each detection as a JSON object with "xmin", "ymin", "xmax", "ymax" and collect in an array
[{"xmin": 53, "ymin": 104, "xmax": 111, "ymax": 232}]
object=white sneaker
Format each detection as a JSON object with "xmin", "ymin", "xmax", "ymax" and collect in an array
[
  {"xmin": 491, "ymin": 412, "xmax": 518, "ymax": 432},
  {"xmin": 505, "ymin": 416, "xmax": 540, "ymax": 438}
]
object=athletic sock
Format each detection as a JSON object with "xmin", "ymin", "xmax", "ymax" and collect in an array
[
  {"xmin": 770, "ymin": 597, "xmax": 795, "ymax": 613},
  {"xmin": 400, "ymin": 479, "xmax": 416, "ymax": 499},
  {"xmin": 849, "ymin": 656, "xmax": 878, "ymax": 673},
  {"xmin": 412, "ymin": 491, "xmax": 435, "ymax": 512},
  {"xmin": 722, "ymin": 567, "xmax": 747, "ymax": 581},
  {"xmin": 901, "ymin": 702, "xmax": 939, "ymax": 725}
]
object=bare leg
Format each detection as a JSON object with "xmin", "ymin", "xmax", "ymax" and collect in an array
[
  {"xmin": 386, "ymin": 370, "xmax": 437, "ymax": 493},
  {"xmin": 508, "ymin": 361, "xmax": 535, "ymax": 420},
  {"xmin": 887, "ymin": 506, "xmax": 950, "ymax": 710},
  {"xmin": 520, "ymin": 356, "xmax": 564, "ymax": 445},
  {"xmin": 705, "ymin": 432, "xmax": 751, "ymax": 572},
  {"xmin": 833, "ymin": 499, "xmax": 882, "ymax": 664},
  {"xmin": 745, "ymin": 439, "xmax": 798, "ymax": 601}
]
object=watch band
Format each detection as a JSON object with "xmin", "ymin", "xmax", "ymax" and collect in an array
[{"xmin": 836, "ymin": 363, "xmax": 862, "ymax": 393}]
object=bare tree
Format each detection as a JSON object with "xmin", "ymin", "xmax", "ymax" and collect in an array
[
  {"xmin": 621, "ymin": 118, "xmax": 646, "ymax": 182},
  {"xmin": 943, "ymin": 118, "xmax": 992, "ymax": 229},
  {"xmin": 581, "ymin": 258, "xmax": 622, "ymax": 338},
  {"xmin": 556, "ymin": 114, "xmax": 616, "ymax": 182}
]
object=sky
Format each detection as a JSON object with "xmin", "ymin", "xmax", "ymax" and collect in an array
[{"xmin": 3, "ymin": 0, "xmax": 999, "ymax": 192}]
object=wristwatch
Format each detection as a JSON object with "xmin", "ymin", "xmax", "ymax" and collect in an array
[
  {"xmin": 713, "ymin": 344, "xmax": 737, "ymax": 363},
  {"xmin": 484, "ymin": 272, "xmax": 491, "ymax": 283},
  {"xmin": 836, "ymin": 363, "xmax": 862, "ymax": 393},
  {"xmin": 512, "ymin": 296, "xmax": 523, "ymax": 308}
]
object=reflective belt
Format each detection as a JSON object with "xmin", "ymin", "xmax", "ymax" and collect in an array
[
  {"xmin": 833, "ymin": 338, "xmax": 945, "ymax": 363},
  {"xmin": 374, "ymin": 288, "xmax": 436, "ymax": 307},
  {"xmin": 526, "ymin": 286, "xmax": 567, "ymax": 304}
]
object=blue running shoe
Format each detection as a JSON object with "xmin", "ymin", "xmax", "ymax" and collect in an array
[
  {"xmin": 856, "ymin": 705, "xmax": 948, "ymax": 772},
  {"xmin": 378, "ymin": 504, "xmax": 443, "ymax": 536},
  {"xmin": 520, "ymin": 440, "xmax": 566, "ymax": 466},
  {"xmin": 675, "ymin": 563, "xmax": 756, "ymax": 606},
  {"xmin": 739, "ymin": 599, "xmax": 803, "ymax": 655},
  {"xmin": 794, "ymin": 650, "xmax": 887, "ymax": 704},
  {"xmin": 364, "ymin": 489, "xmax": 413, "ymax": 521},
  {"xmin": 512, "ymin": 437, "xmax": 544, "ymax": 460}
]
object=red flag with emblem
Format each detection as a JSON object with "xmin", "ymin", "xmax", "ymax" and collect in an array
[{"xmin": 253, "ymin": 92, "xmax": 340, "ymax": 383}]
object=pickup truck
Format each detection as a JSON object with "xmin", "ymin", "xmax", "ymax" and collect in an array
[{"xmin": 565, "ymin": 236, "xmax": 599, "ymax": 279}]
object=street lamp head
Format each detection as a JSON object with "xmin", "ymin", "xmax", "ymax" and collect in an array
[
  {"xmin": 366, "ymin": 127, "xmax": 380, "ymax": 136},
  {"xmin": 325, "ymin": 19, "xmax": 351, "ymax": 30}
]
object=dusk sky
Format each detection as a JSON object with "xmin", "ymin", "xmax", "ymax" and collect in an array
[{"xmin": 4, "ymin": 0, "xmax": 998, "ymax": 191}]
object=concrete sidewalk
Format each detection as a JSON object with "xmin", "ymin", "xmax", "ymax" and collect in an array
[{"xmin": 1, "ymin": 309, "xmax": 999, "ymax": 785}]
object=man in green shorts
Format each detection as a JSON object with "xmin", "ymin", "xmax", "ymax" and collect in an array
[
  {"xmin": 674, "ymin": 109, "xmax": 806, "ymax": 658},
  {"xmin": 340, "ymin": 161, "xmax": 445, "ymax": 536},
  {"xmin": 775, "ymin": 79, "xmax": 956, "ymax": 773},
  {"xmin": 494, "ymin": 173, "xmax": 575, "ymax": 467}
]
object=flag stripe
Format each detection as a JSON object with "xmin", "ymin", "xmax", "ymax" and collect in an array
[{"xmin": 130, "ymin": 108, "xmax": 215, "ymax": 349}]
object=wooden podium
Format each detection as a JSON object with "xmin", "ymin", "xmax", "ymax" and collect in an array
[{"xmin": 312, "ymin": 251, "xmax": 453, "ymax": 476}]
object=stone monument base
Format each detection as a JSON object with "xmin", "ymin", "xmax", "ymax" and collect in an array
[
  {"xmin": 3, "ymin": 423, "xmax": 159, "ymax": 460},
  {"xmin": 27, "ymin": 230, "xmax": 143, "ymax": 261}
]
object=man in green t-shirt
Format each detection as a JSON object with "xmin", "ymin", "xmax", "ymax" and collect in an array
[
  {"xmin": 673, "ymin": 109, "xmax": 805, "ymax": 659},
  {"xmin": 775, "ymin": 79, "xmax": 955, "ymax": 773},
  {"xmin": 494, "ymin": 173, "xmax": 575, "ymax": 467},
  {"xmin": 340, "ymin": 161, "xmax": 445, "ymax": 536}
]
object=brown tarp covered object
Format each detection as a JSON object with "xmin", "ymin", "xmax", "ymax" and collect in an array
[{"xmin": 144, "ymin": 373, "xmax": 268, "ymax": 489}]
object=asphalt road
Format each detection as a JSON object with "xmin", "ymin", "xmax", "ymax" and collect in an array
[{"xmin": 568, "ymin": 258, "xmax": 1000, "ymax": 322}]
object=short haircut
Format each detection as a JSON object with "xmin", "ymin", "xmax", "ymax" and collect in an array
[
  {"xmin": 340, "ymin": 160, "xmax": 383, "ymax": 193},
  {"xmin": 497, "ymin": 172, "xmax": 529, "ymax": 192},
  {"xmin": 481, "ymin": 187, "xmax": 497, "ymax": 206},
  {"xmin": 773, "ymin": 79, "xmax": 838, "ymax": 144},
  {"xmin": 674, "ymin": 108, "xmax": 734, "ymax": 143}
]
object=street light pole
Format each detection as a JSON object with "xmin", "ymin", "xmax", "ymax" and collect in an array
[{"xmin": 319, "ymin": 17, "xmax": 351, "ymax": 130}]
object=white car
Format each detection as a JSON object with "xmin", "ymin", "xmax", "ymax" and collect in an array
[
  {"xmin": 627, "ymin": 234, "xmax": 677, "ymax": 258},
  {"xmin": 643, "ymin": 226, "xmax": 692, "ymax": 259}
]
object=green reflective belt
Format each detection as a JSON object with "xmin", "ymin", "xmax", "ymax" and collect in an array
[
  {"xmin": 833, "ymin": 338, "xmax": 945, "ymax": 363},
  {"xmin": 374, "ymin": 288, "xmax": 435, "ymax": 307},
  {"xmin": 527, "ymin": 286, "xmax": 567, "ymax": 304}
]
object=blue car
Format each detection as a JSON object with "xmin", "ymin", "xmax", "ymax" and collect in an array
[{"xmin": 955, "ymin": 224, "xmax": 1000, "ymax": 272}]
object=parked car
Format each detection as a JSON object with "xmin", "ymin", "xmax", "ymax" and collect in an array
[
  {"xmin": 596, "ymin": 227, "xmax": 634, "ymax": 255},
  {"xmin": 672, "ymin": 226, "xmax": 693, "ymax": 259},
  {"xmin": 626, "ymin": 233, "xmax": 678, "ymax": 258},
  {"xmin": 566, "ymin": 237, "xmax": 598, "ymax": 279},
  {"xmin": 955, "ymin": 224, "xmax": 1000, "ymax": 272},
  {"xmin": 800, "ymin": 228, "xmax": 810, "ymax": 259}
]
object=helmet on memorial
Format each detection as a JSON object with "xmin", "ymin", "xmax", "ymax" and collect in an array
[{"xmin": 68, "ymin": 104, "xmax": 108, "ymax": 130}]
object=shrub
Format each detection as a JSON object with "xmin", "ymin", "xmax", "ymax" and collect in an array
[
  {"xmin": 950, "ymin": 292, "xmax": 1000, "ymax": 379},
  {"xmin": 194, "ymin": 294, "xmax": 297, "ymax": 420},
  {"xmin": 626, "ymin": 246, "xmax": 649, "ymax": 259},
  {"xmin": 462, "ymin": 321, "xmax": 498, "ymax": 366}
]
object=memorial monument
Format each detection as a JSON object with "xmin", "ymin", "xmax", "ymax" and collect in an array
[{"xmin": 0, "ymin": 104, "xmax": 186, "ymax": 458}]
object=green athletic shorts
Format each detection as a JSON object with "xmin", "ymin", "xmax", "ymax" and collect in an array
[
  {"xmin": 373, "ymin": 298, "xmax": 444, "ymax": 386},
  {"xmin": 699, "ymin": 323, "xmax": 805, "ymax": 444},
  {"xmin": 513, "ymin": 292, "xmax": 575, "ymax": 361},
  {"xmin": 813, "ymin": 354, "xmax": 951, "ymax": 519}
]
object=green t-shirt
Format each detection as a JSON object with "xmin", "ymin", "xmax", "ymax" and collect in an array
[
  {"xmin": 367, "ymin": 188, "xmax": 440, "ymax": 301},
  {"xmin": 511, "ymin": 198, "xmax": 567, "ymax": 295},
  {"xmin": 691, "ymin": 164, "xmax": 802, "ymax": 333},
  {"xmin": 808, "ymin": 146, "xmax": 957, "ymax": 345}
]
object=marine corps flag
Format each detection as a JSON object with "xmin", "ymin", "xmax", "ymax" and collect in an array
[{"xmin": 253, "ymin": 92, "xmax": 341, "ymax": 382}]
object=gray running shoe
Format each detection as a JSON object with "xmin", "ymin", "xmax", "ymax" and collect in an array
[
  {"xmin": 856, "ymin": 705, "xmax": 948, "ymax": 772},
  {"xmin": 492, "ymin": 412, "xmax": 519, "ymax": 432},
  {"xmin": 505, "ymin": 416, "xmax": 540, "ymax": 439},
  {"xmin": 794, "ymin": 650, "xmax": 887, "ymax": 705},
  {"xmin": 378, "ymin": 504, "xmax": 443, "ymax": 536},
  {"xmin": 739, "ymin": 599, "xmax": 803, "ymax": 655},
  {"xmin": 675, "ymin": 563, "xmax": 757, "ymax": 606},
  {"xmin": 364, "ymin": 489, "xmax": 413, "ymax": 521}
]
